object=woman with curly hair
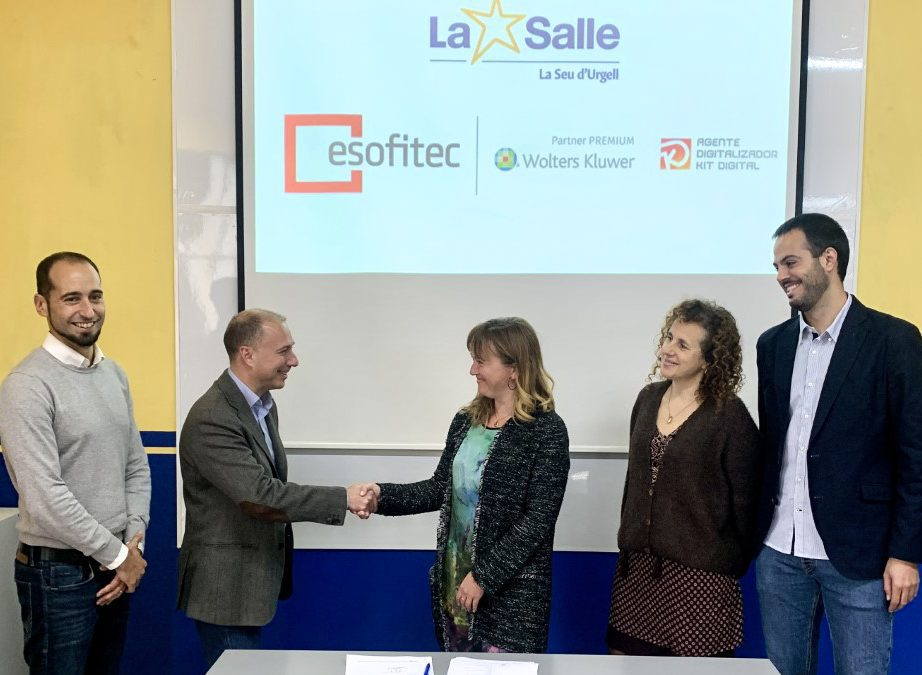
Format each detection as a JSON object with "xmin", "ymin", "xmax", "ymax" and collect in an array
[{"xmin": 606, "ymin": 299, "xmax": 761, "ymax": 657}]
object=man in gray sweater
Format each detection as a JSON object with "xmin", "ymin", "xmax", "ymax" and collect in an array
[{"xmin": 0, "ymin": 251, "xmax": 151, "ymax": 674}]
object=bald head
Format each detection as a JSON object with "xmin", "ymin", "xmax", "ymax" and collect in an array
[
  {"xmin": 224, "ymin": 309, "xmax": 298, "ymax": 395},
  {"xmin": 223, "ymin": 309, "xmax": 288, "ymax": 361}
]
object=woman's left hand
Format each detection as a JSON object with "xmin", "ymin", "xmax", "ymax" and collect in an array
[{"xmin": 456, "ymin": 572, "xmax": 485, "ymax": 613}]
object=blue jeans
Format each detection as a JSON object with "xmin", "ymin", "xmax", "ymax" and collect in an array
[
  {"xmin": 756, "ymin": 545, "xmax": 892, "ymax": 675},
  {"xmin": 194, "ymin": 620, "xmax": 262, "ymax": 670},
  {"xmin": 14, "ymin": 559, "xmax": 130, "ymax": 674}
]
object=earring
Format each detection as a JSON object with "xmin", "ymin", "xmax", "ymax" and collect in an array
[{"xmin": 507, "ymin": 379, "xmax": 517, "ymax": 391}]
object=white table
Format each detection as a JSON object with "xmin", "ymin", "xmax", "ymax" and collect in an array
[
  {"xmin": 210, "ymin": 650, "xmax": 779, "ymax": 674},
  {"xmin": 0, "ymin": 508, "xmax": 27, "ymax": 674}
]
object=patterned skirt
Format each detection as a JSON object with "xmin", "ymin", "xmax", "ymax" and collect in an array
[
  {"xmin": 607, "ymin": 550, "xmax": 743, "ymax": 656},
  {"xmin": 443, "ymin": 617, "xmax": 510, "ymax": 653}
]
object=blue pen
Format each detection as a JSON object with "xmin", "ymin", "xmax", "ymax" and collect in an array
[{"xmin": 423, "ymin": 664, "xmax": 431, "ymax": 675}]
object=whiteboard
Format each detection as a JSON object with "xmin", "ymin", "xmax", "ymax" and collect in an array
[{"xmin": 172, "ymin": 0, "xmax": 867, "ymax": 550}]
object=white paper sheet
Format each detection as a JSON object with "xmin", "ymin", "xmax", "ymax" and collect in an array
[
  {"xmin": 446, "ymin": 657, "xmax": 538, "ymax": 675},
  {"xmin": 345, "ymin": 654, "xmax": 434, "ymax": 675}
]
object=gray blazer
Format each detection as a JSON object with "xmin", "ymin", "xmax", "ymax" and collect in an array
[{"xmin": 177, "ymin": 370, "xmax": 346, "ymax": 626}]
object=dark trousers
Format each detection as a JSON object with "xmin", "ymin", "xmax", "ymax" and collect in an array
[
  {"xmin": 194, "ymin": 620, "xmax": 262, "ymax": 670},
  {"xmin": 14, "ymin": 558, "xmax": 130, "ymax": 675}
]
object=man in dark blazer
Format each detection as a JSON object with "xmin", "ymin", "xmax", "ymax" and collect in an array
[
  {"xmin": 755, "ymin": 213, "xmax": 922, "ymax": 675},
  {"xmin": 177, "ymin": 309, "xmax": 375, "ymax": 669}
]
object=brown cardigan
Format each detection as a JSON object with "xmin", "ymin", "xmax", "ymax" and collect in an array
[{"xmin": 617, "ymin": 381, "xmax": 762, "ymax": 577}]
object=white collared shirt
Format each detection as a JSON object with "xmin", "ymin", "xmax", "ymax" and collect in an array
[
  {"xmin": 764, "ymin": 294, "xmax": 853, "ymax": 559},
  {"xmin": 42, "ymin": 333, "xmax": 105, "ymax": 368}
]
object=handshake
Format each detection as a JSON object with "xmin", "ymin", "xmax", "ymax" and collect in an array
[{"xmin": 346, "ymin": 482, "xmax": 381, "ymax": 519}]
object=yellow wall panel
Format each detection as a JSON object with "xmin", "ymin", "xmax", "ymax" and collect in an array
[
  {"xmin": 0, "ymin": 1, "xmax": 174, "ymax": 430},
  {"xmin": 859, "ymin": 4, "xmax": 922, "ymax": 327},
  {"xmin": 0, "ymin": 1, "xmax": 918, "ymax": 436}
]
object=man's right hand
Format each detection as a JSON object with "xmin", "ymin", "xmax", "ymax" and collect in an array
[
  {"xmin": 346, "ymin": 483, "xmax": 380, "ymax": 519},
  {"xmin": 115, "ymin": 531, "xmax": 147, "ymax": 592}
]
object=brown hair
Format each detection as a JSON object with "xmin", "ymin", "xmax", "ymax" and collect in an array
[
  {"xmin": 223, "ymin": 308, "xmax": 287, "ymax": 359},
  {"xmin": 650, "ymin": 299, "xmax": 744, "ymax": 405},
  {"xmin": 462, "ymin": 317, "xmax": 555, "ymax": 425},
  {"xmin": 36, "ymin": 252, "xmax": 100, "ymax": 298}
]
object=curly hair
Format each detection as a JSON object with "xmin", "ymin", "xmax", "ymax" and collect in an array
[{"xmin": 650, "ymin": 299, "xmax": 744, "ymax": 406}]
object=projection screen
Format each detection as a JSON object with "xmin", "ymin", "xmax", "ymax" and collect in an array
[{"xmin": 238, "ymin": 0, "xmax": 806, "ymax": 452}]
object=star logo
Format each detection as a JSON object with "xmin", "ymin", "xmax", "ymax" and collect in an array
[{"xmin": 462, "ymin": 0, "xmax": 526, "ymax": 65}]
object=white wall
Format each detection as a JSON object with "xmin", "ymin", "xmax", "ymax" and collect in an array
[{"xmin": 172, "ymin": 0, "xmax": 867, "ymax": 550}]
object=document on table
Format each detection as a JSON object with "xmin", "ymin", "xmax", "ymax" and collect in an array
[
  {"xmin": 345, "ymin": 654, "xmax": 434, "ymax": 675},
  {"xmin": 446, "ymin": 657, "xmax": 538, "ymax": 675}
]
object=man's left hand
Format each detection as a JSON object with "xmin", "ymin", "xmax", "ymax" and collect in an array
[
  {"xmin": 96, "ymin": 577, "xmax": 129, "ymax": 606},
  {"xmin": 883, "ymin": 557, "xmax": 919, "ymax": 612}
]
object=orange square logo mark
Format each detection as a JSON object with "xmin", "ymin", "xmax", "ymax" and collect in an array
[
  {"xmin": 284, "ymin": 114, "xmax": 364, "ymax": 193},
  {"xmin": 660, "ymin": 138, "xmax": 692, "ymax": 170}
]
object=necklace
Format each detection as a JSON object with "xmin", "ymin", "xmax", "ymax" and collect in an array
[
  {"xmin": 665, "ymin": 386, "xmax": 697, "ymax": 424},
  {"xmin": 487, "ymin": 412, "xmax": 511, "ymax": 428}
]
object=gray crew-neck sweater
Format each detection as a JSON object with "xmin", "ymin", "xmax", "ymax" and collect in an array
[{"xmin": 0, "ymin": 347, "xmax": 151, "ymax": 567}]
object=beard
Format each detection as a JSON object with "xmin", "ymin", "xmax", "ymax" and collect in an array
[
  {"xmin": 68, "ymin": 330, "xmax": 102, "ymax": 347},
  {"xmin": 789, "ymin": 263, "xmax": 830, "ymax": 313},
  {"xmin": 50, "ymin": 317, "xmax": 103, "ymax": 348}
]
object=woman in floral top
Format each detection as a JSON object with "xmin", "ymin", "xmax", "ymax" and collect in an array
[{"xmin": 362, "ymin": 317, "xmax": 569, "ymax": 653}]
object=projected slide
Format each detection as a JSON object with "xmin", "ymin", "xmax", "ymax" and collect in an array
[{"xmin": 251, "ymin": 0, "xmax": 798, "ymax": 274}]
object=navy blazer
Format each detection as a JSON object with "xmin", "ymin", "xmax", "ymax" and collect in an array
[{"xmin": 755, "ymin": 297, "xmax": 922, "ymax": 579}]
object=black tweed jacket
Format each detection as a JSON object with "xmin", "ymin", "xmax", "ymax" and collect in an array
[{"xmin": 378, "ymin": 409, "xmax": 570, "ymax": 652}]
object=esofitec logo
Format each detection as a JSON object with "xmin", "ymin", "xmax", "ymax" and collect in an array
[
  {"xmin": 284, "ymin": 114, "xmax": 462, "ymax": 194},
  {"xmin": 660, "ymin": 138, "xmax": 692, "ymax": 170},
  {"xmin": 494, "ymin": 147, "xmax": 517, "ymax": 170}
]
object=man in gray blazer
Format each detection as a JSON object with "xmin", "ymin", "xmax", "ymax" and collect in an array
[{"xmin": 177, "ymin": 309, "xmax": 375, "ymax": 668}]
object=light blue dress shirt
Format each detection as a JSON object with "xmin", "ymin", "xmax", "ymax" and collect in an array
[
  {"xmin": 764, "ymin": 295, "xmax": 853, "ymax": 559},
  {"xmin": 227, "ymin": 369, "xmax": 276, "ymax": 466}
]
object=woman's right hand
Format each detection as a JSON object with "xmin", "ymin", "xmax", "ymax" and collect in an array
[{"xmin": 346, "ymin": 482, "xmax": 381, "ymax": 518}]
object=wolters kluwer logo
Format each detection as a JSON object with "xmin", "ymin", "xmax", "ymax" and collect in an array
[
  {"xmin": 495, "ymin": 147, "xmax": 517, "ymax": 170},
  {"xmin": 660, "ymin": 138, "xmax": 691, "ymax": 170}
]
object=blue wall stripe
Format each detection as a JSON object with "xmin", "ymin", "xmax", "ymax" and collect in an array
[
  {"xmin": 2, "ymin": 455, "xmax": 921, "ymax": 673},
  {"xmin": 140, "ymin": 431, "xmax": 176, "ymax": 447}
]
